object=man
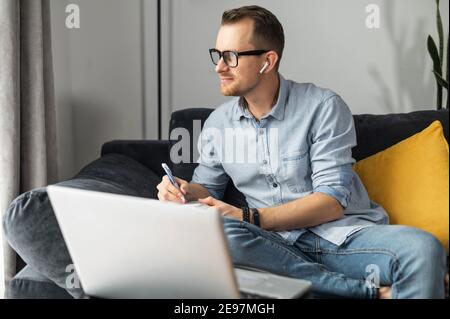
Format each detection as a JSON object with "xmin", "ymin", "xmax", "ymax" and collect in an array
[{"xmin": 157, "ymin": 5, "xmax": 447, "ymax": 298}]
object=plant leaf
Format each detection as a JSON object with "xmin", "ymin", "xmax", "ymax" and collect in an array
[
  {"xmin": 433, "ymin": 71, "xmax": 449, "ymax": 89},
  {"xmin": 436, "ymin": 0, "xmax": 444, "ymax": 65},
  {"xmin": 447, "ymin": 33, "xmax": 449, "ymax": 85},
  {"xmin": 428, "ymin": 35, "xmax": 442, "ymax": 75}
]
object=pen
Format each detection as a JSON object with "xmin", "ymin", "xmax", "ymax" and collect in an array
[{"xmin": 161, "ymin": 163, "xmax": 186, "ymax": 203}]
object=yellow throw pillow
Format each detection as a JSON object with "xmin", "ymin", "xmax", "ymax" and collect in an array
[{"xmin": 353, "ymin": 120, "xmax": 449, "ymax": 252}]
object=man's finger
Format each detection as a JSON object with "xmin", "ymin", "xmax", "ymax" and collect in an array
[
  {"xmin": 179, "ymin": 183, "xmax": 188, "ymax": 195},
  {"xmin": 160, "ymin": 190, "xmax": 184, "ymax": 204},
  {"xmin": 199, "ymin": 196, "xmax": 216, "ymax": 206},
  {"xmin": 175, "ymin": 177, "xmax": 188, "ymax": 195},
  {"xmin": 166, "ymin": 183, "xmax": 184, "ymax": 199},
  {"xmin": 174, "ymin": 176, "xmax": 187, "ymax": 185}
]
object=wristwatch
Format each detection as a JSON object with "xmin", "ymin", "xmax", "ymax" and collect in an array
[{"xmin": 251, "ymin": 208, "xmax": 261, "ymax": 227}]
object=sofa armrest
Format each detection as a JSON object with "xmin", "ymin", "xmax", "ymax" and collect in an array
[{"xmin": 101, "ymin": 140, "xmax": 170, "ymax": 178}]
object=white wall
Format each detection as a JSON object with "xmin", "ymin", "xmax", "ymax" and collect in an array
[
  {"xmin": 161, "ymin": 0, "xmax": 449, "ymax": 138},
  {"xmin": 51, "ymin": 0, "xmax": 159, "ymax": 180},
  {"xmin": 51, "ymin": 0, "xmax": 449, "ymax": 178}
]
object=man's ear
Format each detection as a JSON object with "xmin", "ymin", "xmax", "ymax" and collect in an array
[{"xmin": 264, "ymin": 51, "xmax": 279, "ymax": 72}]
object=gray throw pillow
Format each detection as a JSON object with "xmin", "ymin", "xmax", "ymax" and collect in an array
[{"xmin": 3, "ymin": 153, "xmax": 161, "ymax": 298}]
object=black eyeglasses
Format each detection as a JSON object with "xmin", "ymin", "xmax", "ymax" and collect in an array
[{"xmin": 209, "ymin": 48, "xmax": 269, "ymax": 68}]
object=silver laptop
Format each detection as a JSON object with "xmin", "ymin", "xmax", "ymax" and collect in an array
[{"xmin": 47, "ymin": 185, "xmax": 311, "ymax": 299}]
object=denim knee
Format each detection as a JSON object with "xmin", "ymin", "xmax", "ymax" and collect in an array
[
  {"xmin": 222, "ymin": 217, "xmax": 262, "ymax": 262},
  {"xmin": 222, "ymin": 216, "xmax": 243, "ymax": 228},
  {"xmin": 223, "ymin": 217, "xmax": 252, "ymax": 246},
  {"xmin": 397, "ymin": 227, "xmax": 446, "ymax": 268}
]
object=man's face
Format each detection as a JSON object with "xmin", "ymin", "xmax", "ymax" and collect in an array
[{"xmin": 214, "ymin": 19, "xmax": 266, "ymax": 96}]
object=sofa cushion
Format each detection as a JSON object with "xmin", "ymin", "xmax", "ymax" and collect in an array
[
  {"xmin": 101, "ymin": 140, "xmax": 171, "ymax": 178},
  {"xmin": 353, "ymin": 121, "xmax": 449, "ymax": 252},
  {"xmin": 3, "ymin": 153, "xmax": 161, "ymax": 298},
  {"xmin": 168, "ymin": 108, "xmax": 213, "ymax": 181},
  {"xmin": 7, "ymin": 266, "xmax": 73, "ymax": 299},
  {"xmin": 352, "ymin": 109, "xmax": 448, "ymax": 161}
]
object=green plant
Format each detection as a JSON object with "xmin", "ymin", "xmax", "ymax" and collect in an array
[{"xmin": 427, "ymin": 0, "xmax": 449, "ymax": 109}]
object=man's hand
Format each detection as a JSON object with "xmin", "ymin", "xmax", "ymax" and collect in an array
[
  {"xmin": 378, "ymin": 286, "xmax": 391, "ymax": 299},
  {"xmin": 198, "ymin": 196, "xmax": 243, "ymax": 220},
  {"xmin": 156, "ymin": 175, "xmax": 190, "ymax": 204}
]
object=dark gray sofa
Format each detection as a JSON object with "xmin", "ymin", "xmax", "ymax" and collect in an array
[{"xmin": 3, "ymin": 108, "xmax": 449, "ymax": 299}]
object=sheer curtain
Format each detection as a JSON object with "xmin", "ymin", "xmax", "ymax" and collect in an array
[{"xmin": 0, "ymin": 0, "xmax": 58, "ymax": 298}]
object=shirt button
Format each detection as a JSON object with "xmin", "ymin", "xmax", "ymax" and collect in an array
[
  {"xmin": 259, "ymin": 129, "xmax": 264, "ymax": 135},
  {"xmin": 272, "ymin": 183, "xmax": 278, "ymax": 188},
  {"xmin": 263, "ymin": 159, "xmax": 268, "ymax": 164}
]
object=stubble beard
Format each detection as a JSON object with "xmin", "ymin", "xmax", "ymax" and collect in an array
[
  {"xmin": 220, "ymin": 77, "xmax": 258, "ymax": 97},
  {"xmin": 220, "ymin": 80, "xmax": 241, "ymax": 96}
]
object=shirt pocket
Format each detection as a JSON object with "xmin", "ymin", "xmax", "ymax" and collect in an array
[{"xmin": 280, "ymin": 150, "xmax": 312, "ymax": 193}]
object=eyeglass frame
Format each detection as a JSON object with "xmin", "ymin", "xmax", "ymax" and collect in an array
[{"xmin": 209, "ymin": 48, "xmax": 270, "ymax": 68}]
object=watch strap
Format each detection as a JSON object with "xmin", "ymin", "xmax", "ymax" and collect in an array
[
  {"xmin": 242, "ymin": 206, "xmax": 250, "ymax": 223},
  {"xmin": 252, "ymin": 208, "xmax": 261, "ymax": 227}
]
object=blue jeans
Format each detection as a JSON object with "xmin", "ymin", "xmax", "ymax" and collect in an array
[{"xmin": 223, "ymin": 217, "xmax": 447, "ymax": 299}]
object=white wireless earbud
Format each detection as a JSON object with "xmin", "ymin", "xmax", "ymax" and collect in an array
[{"xmin": 259, "ymin": 62, "xmax": 269, "ymax": 74}]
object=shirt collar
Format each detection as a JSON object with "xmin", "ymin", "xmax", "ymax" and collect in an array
[{"xmin": 233, "ymin": 74, "xmax": 287, "ymax": 122}]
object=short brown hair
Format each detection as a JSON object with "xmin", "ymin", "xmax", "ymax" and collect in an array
[{"xmin": 221, "ymin": 5, "xmax": 285, "ymax": 68}]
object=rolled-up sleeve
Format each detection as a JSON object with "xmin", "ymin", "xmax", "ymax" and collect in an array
[
  {"xmin": 190, "ymin": 118, "xmax": 230, "ymax": 200},
  {"xmin": 309, "ymin": 95, "xmax": 356, "ymax": 209}
]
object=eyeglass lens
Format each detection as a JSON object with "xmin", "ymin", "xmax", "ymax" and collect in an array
[{"xmin": 211, "ymin": 50, "xmax": 238, "ymax": 67}]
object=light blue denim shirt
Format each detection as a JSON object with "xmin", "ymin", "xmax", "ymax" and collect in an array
[{"xmin": 191, "ymin": 74, "xmax": 389, "ymax": 246}]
